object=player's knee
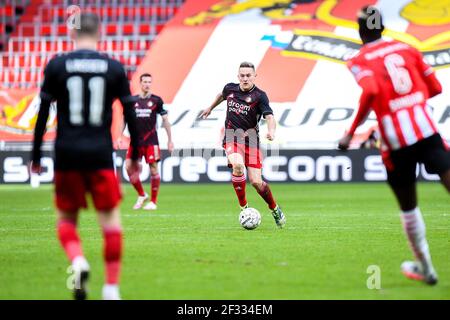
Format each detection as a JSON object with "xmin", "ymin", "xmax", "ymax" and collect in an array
[
  {"xmin": 233, "ymin": 163, "xmax": 245, "ymax": 176},
  {"xmin": 250, "ymin": 180, "xmax": 263, "ymax": 190},
  {"xmin": 150, "ymin": 166, "xmax": 159, "ymax": 176},
  {"xmin": 57, "ymin": 209, "xmax": 78, "ymax": 222},
  {"xmin": 129, "ymin": 172, "xmax": 140, "ymax": 184},
  {"xmin": 125, "ymin": 161, "xmax": 133, "ymax": 175}
]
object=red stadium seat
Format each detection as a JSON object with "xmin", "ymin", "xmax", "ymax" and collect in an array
[
  {"xmin": 105, "ymin": 24, "xmax": 118, "ymax": 35},
  {"xmin": 1, "ymin": 0, "xmax": 184, "ymax": 88},
  {"xmin": 57, "ymin": 25, "xmax": 67, "ymax": 36},
  {"xmin": 139, "ymin": 24, "xmax": 151, "ymax": 34},
  {"xmin": 122, "ymin": 24, "xmax": 134, "ymax": 35},
  {"xmin": 156, "ymin": 24, "xmax": 165, "ymax": 34},
  {"xmin": 41, "ymin": 25, "xmax": 51, "ymax": 36},
  {"xmin": 0, "ymin": 6, "xmax": 14, "ymax": 17}
]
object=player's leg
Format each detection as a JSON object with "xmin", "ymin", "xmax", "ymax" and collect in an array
[
  {"xmin": 227, "ymin": 148, "xmax": 248, "ymax": 210},
  {"xmin": 400, "ymin": 134, "xmax": 450, "ymax": 283},
  {"xmin": 421, "ymin": 134, "xmax": 450, "ymax": 193},
  {"xmin": 125, "ymin": 157, "xmax": 148, "ymax": 209},
  {"xmin": 439, "ymin": 169, "xmax": 450, "ymax": 192},
  {"xmin": 54, "ymin": 171, "xmax": 90, "ymax": 300},
  {"xmin": 56, "ymin": 210, "xmax": 85, "ymax": 268},
  {"xmin": 97, "ymin": 207, "xmax": 123, "ymax": 300},
  {"xmin": 387, "ymin": 150, "xmax": 437, "ymax": 285},
  {"xmin": 90, "ymin": 169, "xmax": 123, "ymax": 300},
  {"xmin": 392, "ymin": 183, "xmax": 437, "ymax": 285},
  {"xmin": 247, "ymin": 167, "xmax": 285, "ymax": 228},
  {"xmin": 144, "ymin": 162, "xmax": 160, "ymax": 210}
]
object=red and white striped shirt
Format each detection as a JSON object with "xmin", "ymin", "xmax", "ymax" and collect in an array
[{"xmin": 347, "ymin": 39, "xmax": 442, "ymax": 152}]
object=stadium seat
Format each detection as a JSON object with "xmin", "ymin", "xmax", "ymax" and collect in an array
[{"xmin": 0, "ymin": 0, "xmax": 184, "ymax": 88}]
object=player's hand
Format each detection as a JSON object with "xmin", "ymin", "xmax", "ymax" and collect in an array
[
  {"xmin": 113, "ymin": 138, "xmax": 122, "ymax": 150},
  {"xmin": 30, "ymin": 162, "xmax": 43, "ymax": 175},
  {"xmin": 266, "ymin": 131, "xmax": 275, "ymax": 141},
  {"xmin": 200, "ymin": 108, "xmax": 211, "ymax": 119},
  {"xmin": 167, "ymin": 141, "xmax": 174, "ymax": 153},
  {"xmin": 338, "ymin": 134, "xmax": 352, "ymax": 150}
]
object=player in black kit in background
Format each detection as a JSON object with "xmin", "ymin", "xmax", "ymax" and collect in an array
[
  {"xmin": 31, "ymin": 13, "xmax": 140, "ymax": 300},
  {"xmin": 120, "ymin": 73, "xmax": 174, "ymax": 211}
]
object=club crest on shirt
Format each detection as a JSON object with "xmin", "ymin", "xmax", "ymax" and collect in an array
[
  {"xmin": 147, "ymin": 101, "xmax": 153, "ymax": 107},
  {"xmin": 245, "ymin": 96, "xmax": 252, "ymax": 103}
]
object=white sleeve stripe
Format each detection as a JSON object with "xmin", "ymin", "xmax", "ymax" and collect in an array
[
  {"xmin": 424, "ymin": 68, "xmax": 434, "ymax": 76},
  {"xmin": 355, "ymin": 70, "xmax": 374, "ymax": 82}
]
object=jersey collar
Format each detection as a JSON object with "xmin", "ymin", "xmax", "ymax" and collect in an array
[
  {"xmin": 239, "ymin": 84, "xmax": 256, "ymax": 93},
  {"xmin": 140, "ymin": 93, "xmax": 152, "ymax": 99}
]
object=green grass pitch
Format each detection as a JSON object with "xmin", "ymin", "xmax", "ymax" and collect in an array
[{"xmin": 0, "ymin": 183, "xmax": 449, "ymax": 300}]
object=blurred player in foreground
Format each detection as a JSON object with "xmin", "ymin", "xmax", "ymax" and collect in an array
[
  {"xmin": 200, "ymin": 62, "xmax": 286, "ymax": 228},
  {"xmin": 339, "ymin": 7, "xmax": 450, "ymax": 285},
  {"xmin": 31, "ymin": 13, "xmax": 140, "ymax": 299},
  {"xmin": 122, "ymin": 73, "xmax": 173, "ymax": 210}
]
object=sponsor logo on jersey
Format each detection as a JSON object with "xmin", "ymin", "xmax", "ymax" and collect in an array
[
  {"xmin": 136, "ymin": 108, "xmax": 152, "ymax": 118},
  {"xmin": 228, "ymin": 100, "xmax": 250, "ymax": 115}
]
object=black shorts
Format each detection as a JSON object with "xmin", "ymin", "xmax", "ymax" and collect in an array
[
  {"xmin": 387, "ymin": 134, "xmax": 450, "ymax": 187},
  {"xmin": 54, "ymin": 147, "xmax": 114, "ymax": 171}
]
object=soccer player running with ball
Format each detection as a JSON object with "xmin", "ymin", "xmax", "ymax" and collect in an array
[
  {"xmin": 201, "ymin": 62, "xmax": 286, "ymax": 228},
  {"xmin": 122, "ymin": 73, "xmax": 174, "ymax": 211},
  {"xmin": 31, "ymin": 13, "xmax": 141, "ymax": 300},
  {"xmin": 339, "ymin": 7, "xmax": 450, "ymax": 285}
]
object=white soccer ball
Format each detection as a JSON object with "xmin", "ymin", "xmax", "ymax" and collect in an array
[{"xmin": 239, "ymin": 207, "xmax": 261, "ymax": 230}]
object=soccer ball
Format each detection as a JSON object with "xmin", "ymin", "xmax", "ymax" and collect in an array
[{"xmin": 239, "ymin": 207, "xmax": 261, "ymax": 230}]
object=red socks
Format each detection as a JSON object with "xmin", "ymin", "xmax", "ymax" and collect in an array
[
  {"xmin": 103, "ymin": 227, "xmax": 123, "ymax": 285},
  {"xmin": 232, "ymin": 175, "xmax": 276, "ymax": 209},
  {"xmin": 130, "ymin": 169, "xmax": 160, "ymax": 202},
  {"xmin": 151, "ymin": 174, "xmax": 161, "ymax": 204},
  {"xmin": 255, "ymin": 182, "xmax": 277, "ymax": 210},
  {"xmin": 232, "ymin": 174, "xmax": 247, "ymax": 207},
  {"xmin": 130, "ymin": 173, "xmax": 145, "ymax": 197},
  {"xmin": 58, "ymin": 219, "xmax": 122, "ymax": 285},
  {"xmin": 57, "ymin": 219, "xmax": 83, "ymax": 261}
]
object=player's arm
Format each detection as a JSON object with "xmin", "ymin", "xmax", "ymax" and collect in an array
[
  {"xmin": 265, "ymin": 114, "xmax": 276, "ymax": 141},
  {"xmin": 161, "ymin": 114, "xmax": 173, "ymax": 153},
  {"xmin": 259, "ymin": 92, "xmax": 276, "ymax": 141},
  {"xmin": 121, "ymin": 99, "xmax": 139, "ymax": 159},
  {"xmin": 158, "ymin": 98, "xmax": 174, "ymax": 153},
  {"xmin": 200, "ymin": 93, "xmax": 224, "ymax": 119},
  {"xmin": 338, "ymin": 75, "xmax": 378, "ymax": 150},
  {"xmin": 31, "ymin": 60, "xmax": 55, "ymax": 173},
  {"xmin": 413, "ymin": 49, "xmax": 442, "ymax": 98},
  {"xmin": 113, "ymin": 113, "xmax": 127, "ymax": 150},
  {"xmin": 425, "ymin": 72, "xmax": 442, "ymax": 98},
  {"xmin": 115, "ymin": 64, "xmax": 140, "ymax": 162}
]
